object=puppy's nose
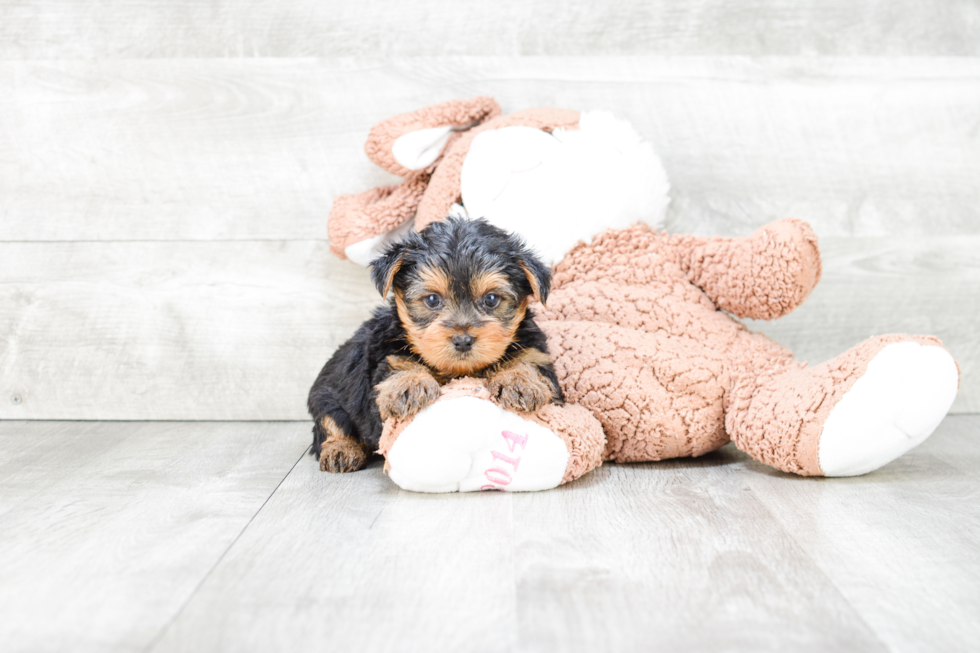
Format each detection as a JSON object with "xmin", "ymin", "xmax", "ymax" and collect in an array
[{"xmin": 451, "ymin": 334, "xmax": 475, "ymax": 353}]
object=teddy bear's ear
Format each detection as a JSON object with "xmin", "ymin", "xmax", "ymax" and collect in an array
[{"xmin": 365, "ymin": 97, "xmax": 502, "ymax": 177}]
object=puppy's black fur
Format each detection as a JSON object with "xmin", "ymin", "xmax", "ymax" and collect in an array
[{"xmin": 307, "ymin": 217, "xmax": 562, "ymax": 472}]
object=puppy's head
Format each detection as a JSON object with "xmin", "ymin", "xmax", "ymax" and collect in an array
[{"xmin": 371, "ymin": 217, "xmax": 550, "ymax": 377}]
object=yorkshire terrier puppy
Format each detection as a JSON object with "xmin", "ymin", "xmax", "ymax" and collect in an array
[{"xmin": 308, "ymin": 217, "xmax": 563, "ymax": 473}]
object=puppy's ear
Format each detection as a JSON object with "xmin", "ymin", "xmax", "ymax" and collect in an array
[
  {"xmin": 519, "ymin": 254, "xmax": 551, "ymax": 306},
  {"xmin": 370, "ymin": 242, "xmax": 407, "ymax": 299}
]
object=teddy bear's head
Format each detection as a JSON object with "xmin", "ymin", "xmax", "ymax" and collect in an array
[{"xmin": 329, "ymin": 97, "xmax": 671, "ymax": 268}]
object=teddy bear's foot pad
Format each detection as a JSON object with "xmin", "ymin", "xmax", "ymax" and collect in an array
[
  {"xmin": 818, "ymin": 342, "xmax": 958, "ymax": 476},
  {"xmin": 386, "ymin": 397, "xmax": 570, "ymax": 493}
]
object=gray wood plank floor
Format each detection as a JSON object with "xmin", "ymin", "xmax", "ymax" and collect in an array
[{"xmin": 2, "ymin": 416, "xmax": 978, "ymax": 653}]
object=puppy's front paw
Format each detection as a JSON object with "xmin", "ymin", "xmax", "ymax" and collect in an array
[
  {"xmin": 376, "ymin": 369, "xmax": 441, "ymax": 420},
  {"xmin": 488, "ymin": 364, "xmax": 554, "ymax": 413},
  {"xmin": 320, "ymin": 437, "xmax": 369, "ymax": 473}
]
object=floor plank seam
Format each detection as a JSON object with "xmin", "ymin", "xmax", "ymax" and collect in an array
[
  {"xmin": 745, "ymin": 483, "xmax": 893, "ymax": 651},
  {"xmin": 140, "ymin": 446, "xmax": 308, "ymax": 653}
]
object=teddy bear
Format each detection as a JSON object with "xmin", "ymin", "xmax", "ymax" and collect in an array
[{"xmin": 326, "ymin": 96, "xmax": 960, "ymax": 493}]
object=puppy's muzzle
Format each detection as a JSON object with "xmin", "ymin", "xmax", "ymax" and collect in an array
[{"xmin": 451, "ymin": 334, "xmax": 476, "ymax": 353}]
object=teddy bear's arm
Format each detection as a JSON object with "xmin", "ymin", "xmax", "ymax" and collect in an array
[{"xmin": 673, "ymin": 218, "xmax": 823, "ymax": 320}]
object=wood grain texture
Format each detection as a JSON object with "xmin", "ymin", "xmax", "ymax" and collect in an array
[
  {"xmin": 1, "ymin": 235, "xmax": 977, "ymax": 420},
  {"xmin": 0, "ymin": 420, "xmax": 309, "ymax": 653},
  {"xmin": 0, "ymin": 240, "xmax": 379, "ymax": 420},
  {"xmin": 149, "ymin": 416, "xmax": 980, "ymax": 653},
  {"xmin": 740, "ymin": 415, "xmax": 980, "ymax": 653},
  {"xmin": 3, "ymin": 417, "xmax": 977, "ymax": 652},
  {"xmin": 1, "ymin": 57, "xmax": 979, "ymax": 242},
  {"xmin": 509, "ymin": 461, "xmax": 886, "ymax": 653},
  {"xmin": 151, "ymin": 457, "xmax": 519, "ymax": 653},
  {"xmin": 150, "ymin": 446, "xmax": 885, "ymax": 653},
  {"xmin": 2, "ymin": 0, "xmax": 980, "ymax": 58}
]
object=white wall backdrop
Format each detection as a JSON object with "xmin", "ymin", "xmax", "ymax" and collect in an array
[{"xmin": 1, "ymin": 3, "xmax": 978, "ymax": 419}]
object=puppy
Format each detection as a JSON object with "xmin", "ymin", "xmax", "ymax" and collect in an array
[{"xmin": 308, "ymin": 217, "xmax": 564, "ymax": 473}]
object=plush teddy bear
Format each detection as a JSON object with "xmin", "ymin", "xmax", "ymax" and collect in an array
[{"xmin": 327, "ymin": 97, "xmax": 960, "ymax": 493}]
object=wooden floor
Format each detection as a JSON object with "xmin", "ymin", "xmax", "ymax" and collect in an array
[{"xmin": 1, "ymin": 416, "xmax": 977, "ymax": 653}]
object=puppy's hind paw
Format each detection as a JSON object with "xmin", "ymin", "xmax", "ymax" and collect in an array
[{"xmin": 320, "ymin": 437, "xmax": 369, "ymax": 473}]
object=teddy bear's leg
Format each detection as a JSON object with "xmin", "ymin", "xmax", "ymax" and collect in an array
[
  {"xmin": 377, "ymin": 379, "xmax": 605, "ymax": 493},
  {"xmin": 727, "ymin": 335, "xmax": 959, "ymax": 476}
]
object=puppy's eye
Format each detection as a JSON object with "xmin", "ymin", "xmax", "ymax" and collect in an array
[
  {"xmin": 423, "ymin": 294, "xmax": 442, "ymax": 309},
  {"xmin": 483, "ymin": 293, "xmax": 501, "ymax": 309}
]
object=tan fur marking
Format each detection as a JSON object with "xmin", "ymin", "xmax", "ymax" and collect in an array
[
  {"xmin": 319, "ymin": 416, "xmax": 369, "ymax": 473},
  {"xmin": 386, "ymin": 354, "xmax": 424, "ymax": 373},
  {"xmin": 519, "ymin": 262, "xmax": 544, "ymax": 304},
  {"xmin": 320, "ymin": 415, "xmax": 345, "ymax": 442},
  {"xmin": 396, "ymin": 290, "xmax": 522, "ymax": 377},
  {"xmin": 506, "ymin": 347, "xmax": 552, "ymax": 368},
  {"xmin": 513, "ymin": 299, "xmax": 527, "ymax": 326},
  {"xmin": 379, "ymin": 256, "xmax": 404, "ymax": 299},
  {"xmin": 417, "ymin": 265, "xmax": 451, "ymax": 297},
  {"xmin": 470, "ymin": 271, "xmax": 510, "ymax": 299},
  {"xmin": 394, "ymin": 291, "xmax": 419, "ymax": 334},
  {"xmin": 424, "ymin": 319, "xmax": 517, "ymax": 376},
  {"xmin": 394, "ymin": 290, "xmax": 431, "ymax": 364}
]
